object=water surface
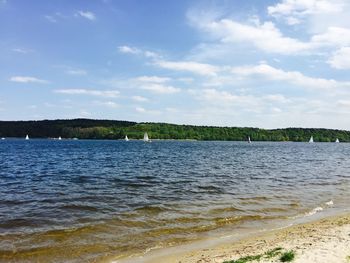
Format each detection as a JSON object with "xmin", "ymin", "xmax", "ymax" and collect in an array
[{"xmin": 0, "ymin": 140, "xmax": 349, "ymax": 262}]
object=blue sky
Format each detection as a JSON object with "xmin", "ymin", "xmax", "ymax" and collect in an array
[{"xmin": 1, "ymin": 0, "xmax": 350, "ymax": 129}]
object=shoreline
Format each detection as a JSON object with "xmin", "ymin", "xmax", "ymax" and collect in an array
[{"xmin": 113, "ymin": 212, "xmax": 350, "ymax": 263}]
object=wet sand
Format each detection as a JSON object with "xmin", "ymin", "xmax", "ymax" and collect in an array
[{"xmin": 115, "ymin": 212, "xmax": 350, "ymax": 263}]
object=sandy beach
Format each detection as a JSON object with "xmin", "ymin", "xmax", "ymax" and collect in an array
[{"xmin": 116, "ymin": 212, "xmax": 350, "ymax": 263}]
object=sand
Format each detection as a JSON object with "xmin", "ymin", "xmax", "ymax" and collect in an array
[{"xmin": 115, "ymin": 213, "xmax": 350, "ymax": 263}]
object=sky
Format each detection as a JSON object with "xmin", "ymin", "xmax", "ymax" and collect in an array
[{"xmin": 1, "ymin": 0, "xmax": 350, "ymax": 129}]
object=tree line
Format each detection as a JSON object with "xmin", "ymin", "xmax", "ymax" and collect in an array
[{"xmin": 0, "ymin": 119, "xmax": 349, "ymax": 142}]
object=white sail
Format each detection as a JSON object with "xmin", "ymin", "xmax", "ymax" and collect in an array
[
  {"xmin": 25, "ymin": 134, "xmax": 29, "ymax": 140},
  {"xmin": 248, "ymin": 136, "xmax": 251, "ymax": 143},
  {"xmin": 125, "ymin": 135, "xmax": 129, "ymax": 141},
  {"xmin": 143, "ymin": 132, "xmax": 149, "ymax": 142},
  {"xmin": 309, "ymin": 136, "xmax": 314, "ymax": 143},
  {"xmin": 335, "ymin": 138, "xmax": 339, "ymax": 143},
  {"xmin": 58, "ymin": 136, "xmax": 62, "ymax": 140}
]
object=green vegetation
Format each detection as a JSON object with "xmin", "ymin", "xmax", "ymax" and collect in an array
[
  {"xmin": 224, "ymin": 254, "xmax": 262, "ymax": 263},
  {"xmin": 0, "ymin": 119, "xmax": 134, "ymax": 139},
  {"xmin": 265, "ymin": 247, "xmax": 283, "ymax": 258},
  {"xmin": 280, "ymin": 251, "xmax": 295, "ymax": 262},
  {"xmin": 0, "ymin": 118, "xmax": 349, "ymax": 142},
  {"xmin": 223, "ymin": 247, "xmax": 294, "ymax": 263}
]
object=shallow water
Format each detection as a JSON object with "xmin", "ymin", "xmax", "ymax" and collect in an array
[{"xmin": 0, "ymin": 140, "xmax": 349, "ymax": 262}]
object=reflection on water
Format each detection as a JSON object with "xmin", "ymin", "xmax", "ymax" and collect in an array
[{"xmin": 0, "ymin": 140, "xmax": 349, "ymax": 262}]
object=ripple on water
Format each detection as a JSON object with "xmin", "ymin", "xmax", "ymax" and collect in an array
[{"xmin": 0, "ymin": 140, "xmax": 350, "ymax": 262}]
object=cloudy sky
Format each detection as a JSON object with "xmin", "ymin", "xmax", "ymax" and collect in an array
[{"xmin": 1, "ymin": 0, "xmax": 350, "ymax": 129}]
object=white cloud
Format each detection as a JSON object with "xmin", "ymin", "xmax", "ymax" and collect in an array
[
  {"xmin": 9, "ymin": 76, "xmax": 48, "ymax": 84},
  {"xmin": 269, "ymin": 0, "xmax": 343, "ymax": 15},
  {"xmin": 12, "ymin": 48, "xmax": 33, "ymax": 54},
  {"xmin": 76, "ymin": 11, "xmax": 96, "ymax": 21},
  {"xmin": 79, "ymin": 110, "xmax": 91, "ymax": 117},
  {"xmin": 268, "ymin": 0, "xmax": 344, "ymax": 23},
  {"xmin": 186, "ymin": 88, "xmax": 350, "ymax": 128},
  {"xmin": 132, "ymin": 95, "xmax": 149, "ymax": 102},
  {"xmin": 135, "ymin": 76, "xmax": 171, "ymax": 83},
  {"xmin": 311, "ymin": 27, "xmax": 350, "ymax": 47},
  {"xmin": 141, "ymin": 83, "xmax": 180, "ymax": 94},
  {"xmin": 135, "ymin": 106, "xmax": 161, "ymax": 115},
  {"xmin": 191, "ymin": 89, "xmax": 280, "ymax": 112},
  {"xmin": 267, "ymin": 0, "xmax": 350, "ymax": 41},
  {"xmin": 263, "ymin": 94, "xmax": 289, "ymax": 103},
  {"xmin": 118, "ymin": 45, "xmax": 161, "ymax": 59},
  {"xmin": 166, "ymin": 107, "xmax": 180, "ymax": 113},
  {"xmin": 144, "ymin": 51, "xmax": 160, "ymax": 59},
  {"xmin": 95, "ymin": 101, "xmax": 119, "ymax": 108},
  {"xmin": 155, "ymin": 60, "xmax": 219, "ymax": 76},
  {"xmin": 188, "ymin": 4, "xmax": 350, "ymax": 60},
  {"xmin": 328, "ymin": 47, "xmax": 350, "ymax": 69},
  {"xmin": 188, "ymin": 89, "xmax": 282, "ymax": 116},
  {"xmin": 195, "ymin": 18, "xmax": 311, "ymax": 54},
  {"xmin": 231, "ymin": 63, "xmax": 344, "ymax": 89},
  {"xmin": 44, "ymin": 12, "xmax": 66, "ymax": 23},
  {"xmin": 54, "ymin": 89, "xmax": 120, "ymax": 97},
  {"xmin": 118, "ymin": 45, "xmax": 141, "ymax": 54},
  {"xmin": 135, "ymin": 107, "xmax": 146, "ymax": 113},
  {"xmin": 66, "ymin": 69, "xmax": 87, "ymax": 75},
  {"xmin": 198, "ymin": 89, "xmax": 246, "ymax": 104},
  {"xmin": 45, "ymin": 15, "xmax": 57, "ymax": 23},
  {"xmin": 337, "ymin": 99, "xmax": 350, "ymax": 108},
  {"xmin": 268, "ymin": 0, "xmax": 341, "ymax": 15},
  {"xmin": 286, "ymin": 16, "xmax": 301, "ymax": 25}
]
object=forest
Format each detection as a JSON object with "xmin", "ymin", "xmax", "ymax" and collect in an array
[{"xmin": 0, "ymin": 119, "xmax": 349, "ymax": 142}]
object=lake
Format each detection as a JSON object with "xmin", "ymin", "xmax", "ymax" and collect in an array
[{"xmin": 0, "ymin": 140, "xmax": 349, "ymax": 262}]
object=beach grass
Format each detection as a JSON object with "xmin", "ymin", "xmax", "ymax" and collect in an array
[
  {"xmin": 280, "ymin": 251, "xmax": 295, "ymax": 262},
  {"xmin": 223, "ymin": 254, "xmax": 262, "ymax": 263},
  {"xmin": 223, "ymin": 247, "xmax": 294, "ymax": 263},
  {"xmin": 265, "ymin": 247, "xmax": 283, "ymax": 258}
]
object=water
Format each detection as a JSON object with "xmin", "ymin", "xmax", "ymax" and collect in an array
[{"xmin": 0, "ymin": 140, "xmax": 349, "ymax": 262}]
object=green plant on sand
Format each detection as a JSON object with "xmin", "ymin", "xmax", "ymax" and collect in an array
[
  {"xmin": 223, "ymin": 247, "xmax": 293, "ymax": 263},
  {"xmin": 280, "ymin": 250, "xmax": 295, "ymax": 262},
  {"xmin": 265, "ymin": 247, "xmax": 283, "ymax": 258},
  {"xmin": 223, "ymin": 254, "xmax": 262, "ymax": 263}
]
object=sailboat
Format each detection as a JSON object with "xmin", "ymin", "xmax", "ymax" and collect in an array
[
  {"xmin": 58, "ymin": 136, "xmax": 62, "ymax": 140},
  {"xmin": 309, "ymin": 136, "xmax": 314, "ymax": 143},
  {"xmin": 125, "ymin": 135, "xmax": 129, "ymax": 141},
  {"xmin": 25, "ymin": 134, "xmax": 29, "ymax": 140},
  {"xmin": 248, "ymin": 136, "xmax": 251, "ymax": 143},
  {"xmin": 143, "ymin": 132, "xmax": 150, "ymax": 142},
  {"xmin": 335, "ymin": 138, "xmax": 340, "ymax": 143}
]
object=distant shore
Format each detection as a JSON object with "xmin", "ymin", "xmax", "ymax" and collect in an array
[
  {"xmin": 1, "ymin": 118, "xmax": 350, "ymax": 142},
  {"xmin": 114, "ymin": 212, "xmax": 350, "ymax": 263}
]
